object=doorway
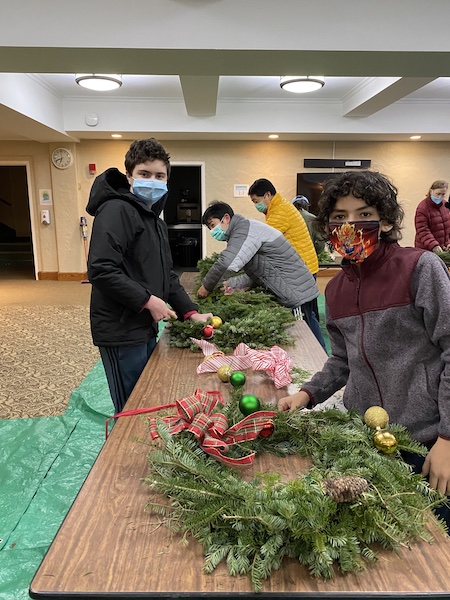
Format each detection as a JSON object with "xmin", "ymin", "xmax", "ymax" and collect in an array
[
  {"xmin": 0, "ymin": 165, "xmax": 35, "ymax": 279},
  {"xmin": 164, "ymin": 163, "xmax": 205, "ymax": 271}
]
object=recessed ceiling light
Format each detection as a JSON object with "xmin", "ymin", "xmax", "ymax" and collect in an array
[
  {"xmin": 410, "ymin": 135, "xmax": 421, "ymax": 140},
  {"xmin": 111, "ymin": 134, "xmax": 122, "ymax": 138},
  {"xmin": 268, "ymin": 134, "xmax": 279, "ymax": 139}
]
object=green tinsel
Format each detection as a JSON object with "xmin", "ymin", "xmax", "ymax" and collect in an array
[
  {"xmin": 144, "ymin": 398, "xmax": 448, "ymax": 591},
  {"xmin": 168, "ymin": 255, "xmax": 296, "ymax": 353}
]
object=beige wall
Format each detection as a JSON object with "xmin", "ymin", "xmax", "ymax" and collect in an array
[{"xmin": 1, "ymin": 139, "xmax": 450, "ymax": 277}]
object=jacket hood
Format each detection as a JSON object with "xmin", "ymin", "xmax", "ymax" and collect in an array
[{"xmin": 86, "ymin": 167, "xmax": 168, "ymax": 216}]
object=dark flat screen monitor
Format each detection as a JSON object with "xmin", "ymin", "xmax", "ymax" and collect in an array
[{"xmin": 296, "ymin": 172, "xmax": 338, "ymax": 215}]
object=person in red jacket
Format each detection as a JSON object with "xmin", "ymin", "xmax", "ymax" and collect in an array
[{"xmin": 414, "ymin": 179, "xmax": 450, "ymax": 253}]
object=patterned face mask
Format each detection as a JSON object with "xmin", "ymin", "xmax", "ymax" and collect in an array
[{"xmin": 328, "ymin": 220, "xmax": 380, "ymax": 263}]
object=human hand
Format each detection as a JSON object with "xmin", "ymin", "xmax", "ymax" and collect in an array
[
  {"xmin": 422, "ymin": 437, "xmax": 450, "ymax": 495},
  {"xmin": 433, "ymin": 246, "xmax": 443, "ymax": 254},
  {"xmin": 189, "ymin": 312, "xmax": 213, "ymax": 323},
  {"xmin": 197, "ymin": 285, "xmax": 210, "ymax": 299},
  {"xmin": 144, "ymin": 295, "xmax": 177, "ymax": 322},
  {"xmin": 278, "ymin": 391, "xmax": 310, "ymax": 412},
  {"xmin": 223, "ymin": 284, "xmax": 235, "ymax": 295}
]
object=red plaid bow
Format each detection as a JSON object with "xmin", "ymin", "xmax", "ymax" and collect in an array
[{"xmin": 149, "ymin": 389, "xmax": 277, "ymax": 468}]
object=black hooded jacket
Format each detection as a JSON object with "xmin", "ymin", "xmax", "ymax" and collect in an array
[{"xmin": 86, "ymin": 168, "xmax": 198, "ymax": 347}]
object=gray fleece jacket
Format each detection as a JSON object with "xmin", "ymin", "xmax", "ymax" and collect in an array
[
  {"xmin": 202, "ymin": 214, "xmax": 319, "ymax": 308},
  {"xmin": 303, "ymin": 241, "xmax": 450, "ymax": 443}
]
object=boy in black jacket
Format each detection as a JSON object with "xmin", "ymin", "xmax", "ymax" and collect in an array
[{"xmin": 87, "ymin": 138, "xmax": 212, "ymax": 414}]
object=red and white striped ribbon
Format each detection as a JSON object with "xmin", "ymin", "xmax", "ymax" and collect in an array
[{"xmin": 193, "ymin": 339, "xmax": 292, "ymax": 388}]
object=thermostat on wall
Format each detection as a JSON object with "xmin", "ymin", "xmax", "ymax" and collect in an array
[{"xmin": 233, "ymin": 184, "xmax": 249, "ymax": 198}]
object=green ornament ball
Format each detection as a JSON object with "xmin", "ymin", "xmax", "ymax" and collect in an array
[
  {"xmin": 230, "ymin": 371, "xmax": 246, "ymax": 388},
  {"xmin": 239, "ymin": 394, "xmax": 261, "ymax": 416}
]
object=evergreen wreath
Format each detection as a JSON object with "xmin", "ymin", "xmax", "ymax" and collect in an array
[
  {"xmin": 168, "ymin": 254, "xmax": 296, "ymax": 353},
  {"xmin": 144, "ymin": 388, "xmax": 446, "ymax": 592}
]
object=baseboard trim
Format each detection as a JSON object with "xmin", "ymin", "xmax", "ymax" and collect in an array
[
  {"xmin": 317, "ymin": 267, "xmax": 341, "ymax": 278},
  {"xmin": 38, "ymin": 272, "xmax": 87, "ymax": 281}
]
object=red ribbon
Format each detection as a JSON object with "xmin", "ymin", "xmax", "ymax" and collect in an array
[{"xmin": 106, "ymin": 389, "xmax": 276, "ymax": 468}]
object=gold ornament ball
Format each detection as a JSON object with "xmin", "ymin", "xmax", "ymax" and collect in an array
[
  {"xmin": 373, "ymin": 429, "xmax": 398, "ymax": 454},
  {"xmin": 204, "ymin": 351, "xmax": 225, "ymax": 361},
  {"xmin": 364, "ymin": 406, "xmax": 389, "ymax": 429},
  {"xmin": 217, "ymin": 365, "xmax": 233, "ymax": 382},
  {"xmin": 211, "ymin": 316, "xmax": 223, "ymax": 328}
]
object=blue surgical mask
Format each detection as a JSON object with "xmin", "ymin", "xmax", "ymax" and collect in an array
[
  {"xmin": 431, "ymin": 194, "xmax": 443, "ymax": 205},
  {"xmin": 132, "ymin": 178, "xmax": 167, "ymax": 204},
  {"xmin": 210, "ymin": 219, "xmax": 227, "ymax": 241},
  {"xmin": 255, "ymin": 202, "xmax": 267, "ymax": 213}
]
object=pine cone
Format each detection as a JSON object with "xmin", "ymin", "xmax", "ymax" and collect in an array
[{"xmin": 322, "ymin": 476, "xmax": 369, "ymax": 503}]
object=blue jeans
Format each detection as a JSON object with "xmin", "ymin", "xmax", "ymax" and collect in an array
[
  {"xmin": 297, "ymin": 301, "xmax": 327, "ymax": 352},
  {"xmin": 100, "ymin": 339, "xmax": 157, "ymax": 414}
]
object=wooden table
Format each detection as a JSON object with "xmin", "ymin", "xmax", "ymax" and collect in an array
[{"xmin": 30, "ymin": 321, "xmax": 450, "ymax": 599}]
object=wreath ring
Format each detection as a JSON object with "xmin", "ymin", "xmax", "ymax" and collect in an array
[{"xmin": 143, "ymin": 390, "xmax": 445, "ymax": 592}]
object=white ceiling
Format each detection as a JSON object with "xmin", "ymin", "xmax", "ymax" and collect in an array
[
  {"xmin": 35, "ymin": 74, "xmax": 450, "ymax": 104},
  {"xmin": 1, "ymin": 0, "xmax": 450, "ymax": 143}
]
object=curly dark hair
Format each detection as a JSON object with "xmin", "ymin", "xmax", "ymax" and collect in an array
[
  {"xmin": 124, "ymin": 138, "xmax": 171, "ymax": 177},
  {"xmin": 316, "ymin": 170, "xmax": 404, "ymax": 242}
]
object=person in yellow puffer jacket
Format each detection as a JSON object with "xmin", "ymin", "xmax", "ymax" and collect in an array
[{"xmin": 248, "ymin": 178, "xmax": 319, "ymax": 277}]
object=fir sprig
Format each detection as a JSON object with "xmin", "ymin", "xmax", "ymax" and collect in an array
[
  {"xmin": 144, "ymin": 406, "xmax": 448, "ymax": 591},
  {"xmin": 168, "ymin": 288, "xmax": 295, "ymax": 353}
]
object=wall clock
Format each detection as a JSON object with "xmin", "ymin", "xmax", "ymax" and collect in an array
[{"xmin": 51, "ymin": 147, "xmax": 73, "ymax": 169}]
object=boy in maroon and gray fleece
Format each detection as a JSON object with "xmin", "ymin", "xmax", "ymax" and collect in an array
[{"xmin": 279, "ymin": 170, "xmax": 450, "ymax": 529}]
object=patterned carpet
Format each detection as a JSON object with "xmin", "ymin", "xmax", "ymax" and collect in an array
[{"xmin": 0, "ymin": 305, "xmax": 99, "ymax": 419}]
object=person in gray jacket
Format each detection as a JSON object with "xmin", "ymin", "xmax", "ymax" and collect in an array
[{"xmin": 197, "ymin": 201, "xmax": 325, "ymax": 349}]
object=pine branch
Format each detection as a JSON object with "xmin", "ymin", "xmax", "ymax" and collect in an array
[{"xmin": 143, "ymin": 402, "xmax": 444, "ymax": 590}]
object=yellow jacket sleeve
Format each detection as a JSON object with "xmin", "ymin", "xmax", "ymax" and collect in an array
[{"xmin": 266, "ymin": 193, "xmax": 319, "ymax": 275}]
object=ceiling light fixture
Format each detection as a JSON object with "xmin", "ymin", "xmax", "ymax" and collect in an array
[
  {"xmin": 280, "ymin": 76, "xmax": 325, "ymax": 94},
  {"xmin": 410, "ymin": 135, "xmax": 421, "ymax": 140},
  {"xmin": 268, "ymin": 134, "xmax": 279, "ymax": 139},
  {"xmin": 111, "ymin": 134, "xmax": 123, "ymax": 138},
  {"xmin": 75, "ymin": 74, "xmax": 122, "ymax": 91}
]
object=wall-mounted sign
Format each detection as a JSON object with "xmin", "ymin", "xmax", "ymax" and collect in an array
[{"xmin": 39, "ymin": 189, "xmax": 53, "ymax": 205}]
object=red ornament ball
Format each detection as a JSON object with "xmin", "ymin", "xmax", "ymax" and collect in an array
[
  {"xmin": 259, "ymin": 421, "xmax": 275, "ymax": 438},
  {"xmin": 202, "ymin": 325, "xmax": 214, "ymax": 340}
]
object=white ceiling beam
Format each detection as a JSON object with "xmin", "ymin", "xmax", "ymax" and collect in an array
[
  {"xmin": 179, "ymin": 76, "xmax": 219, "ymax": 116},
  {"xmin": 343, "ymin": 77, "xmax": 437, "ymax": 117}
]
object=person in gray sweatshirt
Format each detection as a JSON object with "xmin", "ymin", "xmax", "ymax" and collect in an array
[
  {"xmin": 279, "ymin": 170, "xmax": 450, "ymax": 529},
  {"xmin": 197, "ymin": 201, "xmax": 325, "ymax": 350}
]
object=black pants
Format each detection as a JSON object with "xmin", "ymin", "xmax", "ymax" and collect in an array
[{"xmin": 99, "ymin": 339, "xmax": 157, "ymax": 414}]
